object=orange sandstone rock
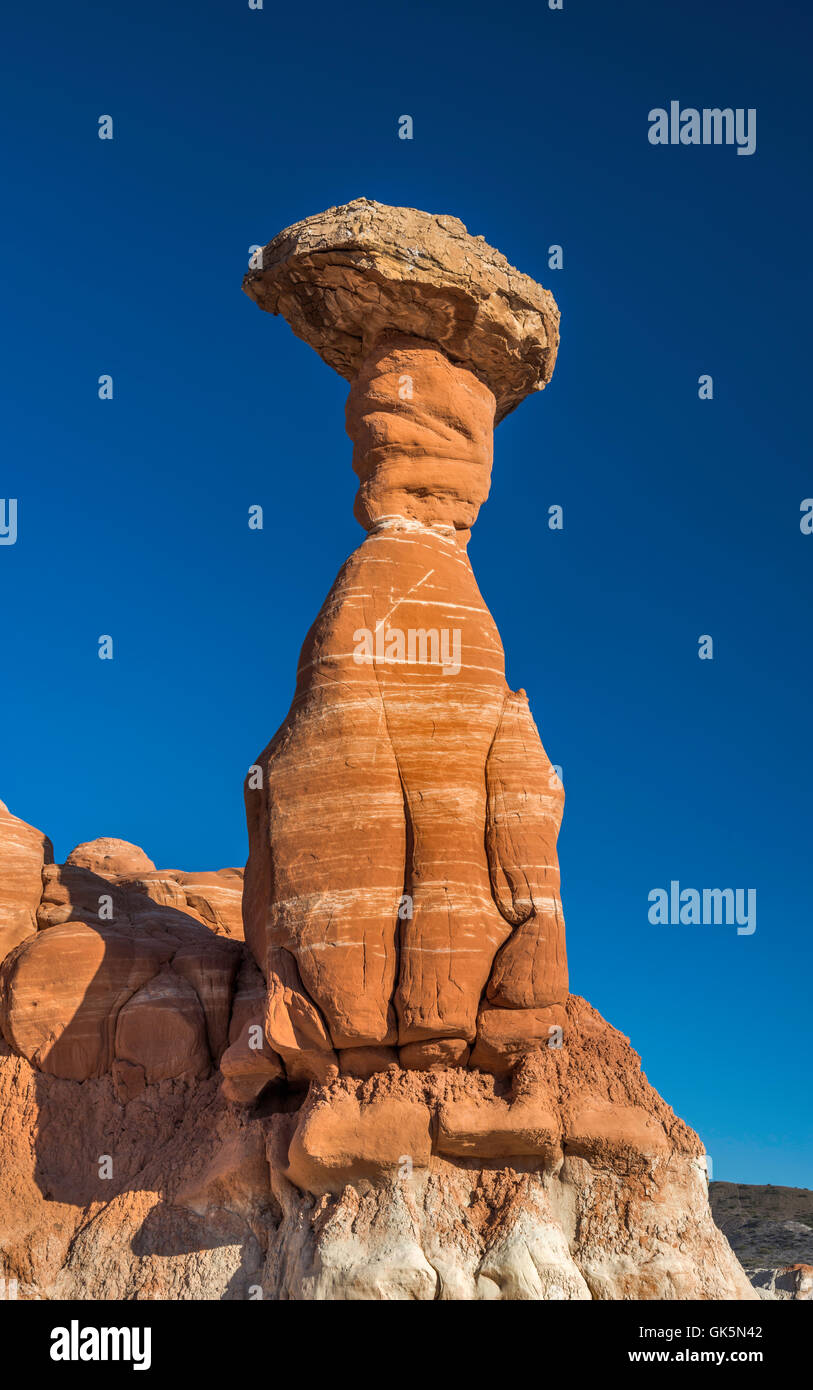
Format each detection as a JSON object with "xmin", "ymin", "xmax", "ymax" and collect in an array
[
  {"xmin": 0, "ymin": 805, "xmax": 756, "ymax": 1301},
  {"xmin": 0, "ymin": 800, "xmax": 53, "ymax": 962},
  {"xmin": 255, "ymin": 996, "xmax": 755, "ymax": 1299},
  {"xmin": 400, "ymin": 1039, "xmax": 471, "ymax": 1071},
  {"xmin": 65, "ymin": 837, "xmax": 156, "ymax": 877},
  {"xmin": 0, "ymin": 199, "xmax": 762, "ymax": 1301},
  {"xmin": 0, "ymin": 830, "xmax": 258, "ymax": 1086},
  {"xmin": 340, "ymin": 1045, "xmax": 399, "ymax": 1079},
  {"xmin": 244, "ymin": 230, "xmax": 569, "ymax": 1077},
  {"xmin": 436, "ymin": 1093, "xmax": 561, "ymax": 1162},
  {"xmin": 0, "ymin": 921, "xmax": 172, "ymax": 1080},
  {"xmin": 114, "ymin": 967, "xmax": 210, "ymax": 1084},
  {"xmin": 220, "ymin": 957, "xmax": 284, "ymax": 1102},
  {"xmin": 285, "ymin": 1089, "xmax": 433, "ymax": 1196}
]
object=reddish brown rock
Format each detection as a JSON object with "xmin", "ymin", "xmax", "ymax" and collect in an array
[
  {"xmin": 173, "ymin": 870, "xmax": 244, "ymax": 939},
  {"xmin": 40, "ymin": 839, "xmax": 245, "ymax": 942},
  {"xmin": 1, "ymin": 828, "xmax": 246, "ymax": 1086},
  {"xmin": 347, "ymin": 336, "xmax": 496, "ymax": 535},
  {"xmin": 484, "ymin": 691, "xmax": 567, "ymax": 1008},
  {"xmin": 259, "ymin": 996, "xmax": 755, "ymax": 1298},
  {"xmin": 284, "ymin": 1088, "xmax": 433, "ymax": 1196},
  {"xmin": 262, "ymin": 947, "xmax": 338, "ymax": 1084},
  {"xmin": 399, "ymin": 1039, "xmax": 471, "ymax": 1071},
  {"xmin": 171, "ymin": 939, "xmax": 240, "ymax": 1063},
  {"xmin": 0, "ymin": 1046, "xmax": 275, "ymax": 1300},
  {"xmin": 470, "ymin": 1002, "xmax": 568, "ymax": 1076},
  {"xmin": 340, "ymin": 1046, "xmax": 399, "ymax": 1079},
  {"xmin": 0, "ymin": 200, "xmax": 760, "ymax": 1303},
  {"xmin": 0, "ymin": 898, "xmax": 756, "ymax": 1299},
  {"xmin": 122, "ymin": 867, "xmax": 245, "ymax": 940},
  {"xmin": 0, "ymin": 921, "xmax": 172, "ymax": 1080},
  {"xmin": 0, "ymin": 800, "xmax": 53, "ymax": 962},
  {"xmin": 37, "ymin": 860, "xmax": 118, "ymax": 931},
  {"xmin": 436, "ymin": 1092, "xmax": 561, "ymax": 1162},
  {"xmin": 114, "ymin": 968, "xmax": 210, "ymax": 1084},
  {"xmin": 220, "ymin": 958, "xmax": 284, "ymax": 1102},
  {"xmin": 244, "ymin": 270, "xmax": 569, "ymax": 1074},
  {"xmin": 65, "ymin": 837, "xmax": 156, "ymax": 877}
]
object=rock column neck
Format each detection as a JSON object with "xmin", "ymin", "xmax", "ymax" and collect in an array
[{"xmin": 345, "ymin": 336, "xmax": 496, "ymax": 546}]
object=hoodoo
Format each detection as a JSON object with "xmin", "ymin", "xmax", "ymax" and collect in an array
[
  {"xmin": 224, "ymin": 199, "xmax": 755, "ymax": 1299},
  {"xmin": 0, "ymin": 202, "xmax": 759, "ymax": 1300},
  {"xmin": 240, "ymin": 198, "xmax": 568, "ymax": 1087}
]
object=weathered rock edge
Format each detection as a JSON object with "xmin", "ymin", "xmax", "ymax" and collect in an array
[
  {"xmin": 243, "ymin": 197, "xmax": 560, "ymax": 421},
  {"xmin": 0, "ymin": 993, "xmax": 756, "ymax": 1300}
]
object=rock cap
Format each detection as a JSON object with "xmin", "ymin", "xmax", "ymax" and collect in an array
[{"xmin": 243, "ymin": 198, "xmax": 560, "ymax": 422}]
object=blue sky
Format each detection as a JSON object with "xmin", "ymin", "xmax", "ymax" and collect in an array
[{"xmin": 2, "ymin": 0, "xmax": 811, "ymax": 1185}]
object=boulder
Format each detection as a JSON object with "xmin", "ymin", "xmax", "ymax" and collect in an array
[
  {"xmin": 65, "ymin": 838, "xmax": 156, "ymax": 877},
  {"xmin": 1, "ymin": 842, "xmax": 243, "ymax": 1084},
  {"xmin": 0, "ymin": 921, "xmax": 172, "ymax": 1080},
  {"xmin": 244, "ymin": 197, "xmax": 560, "ymax": 422},
  {"xmin": 40, "ymin": 847, "xmax": 245, "ymax": 943},
  {"xmin": 284, "ymin": 1089, "xmax": 433, "ymax": 1196}
]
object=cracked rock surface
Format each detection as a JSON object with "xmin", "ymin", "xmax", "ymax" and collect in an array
[
  {"xmin": 244, "ymin": 197, "xmax": 560, "ymax": 422},
  {"xmin": 0, "ymin": 993, "xmax": 756, "ymax": 1300}
]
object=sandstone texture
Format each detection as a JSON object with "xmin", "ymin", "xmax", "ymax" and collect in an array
[
  {"xmin": 0, "ymin": 202, "xmax": 766, "ymax": 1303},
  {"xmin": 0, "ymin": 990, "xmax": 755, "ymax": 1300},
  {"xmin": 243, "ymin": 198, "xmax": 560, "ymax": 422},
  {"xmin": 242, "ymin": 203, "xmax": 568, "ymax": 1086},
  {"xmin": 0, "ymin": 803, "xmax": 758, "ymax": 1300},
  {"xmin": 0, "ymin": 800, "xmax": 53, "ymax": 961},
  {"xmin": 0, "ymin": 828, "xmax": 248, "ymax": 1094},
  {"xmin": 65, "ymin": 837, "xmax": 156, "ymax": 877},
  {"xmin": 244, "ymin": 334, "xmax": 567, "ymax": 1081}
]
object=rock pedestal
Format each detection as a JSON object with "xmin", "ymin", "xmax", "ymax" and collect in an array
[
  {"xmin": 0, "ymin": 202, "xmax": 760, "ymax": 1302},
  {"xmin": 231, "ymin": 199, "xmax": 756, "ymax": 1300},
  {"xmin": 241, "ymin": 200, "xmax": 568, "ymax": 1091},
  {"xmin": 263, "ymin": 996, "xmax": 754, "ymax": 1300}
]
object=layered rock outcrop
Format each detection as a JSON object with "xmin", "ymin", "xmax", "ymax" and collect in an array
[
  {"xmin": 0, "ymin": 831, "xmax": 245, "ymax": 1097},
  {"xmin": 0, "ymin": 987, "xmax": 755, "ymax": 1300},
  {"xmin": 265, "ymin": 996, "xmax": 754, "ymax": 1300},
  {"xmin": 242, "ymin": 203, "xmax": 568, "ymax": 1091},
  {"xmin": 0, "ymin": 201, "xmax": 763, "ymax": 1302},
  {"xmin": 0, "ymin": 798, "xmax": 758, "ymax": 1299}
]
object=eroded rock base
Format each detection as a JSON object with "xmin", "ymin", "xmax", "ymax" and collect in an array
[
  {"xmin": 265, "ymin": 1156, "xmax": 750, "ymax": 1301},
  {"xmin": 0, "ymin": 995, "xmax": 755, "ymax": 1301}
]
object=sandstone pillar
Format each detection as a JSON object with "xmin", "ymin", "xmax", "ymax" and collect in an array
[{"xmin": 241, "ymin": 199, "xmax": 568, "ymax": 1084}]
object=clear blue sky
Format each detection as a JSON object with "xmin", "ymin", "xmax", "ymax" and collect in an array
[{"xmin": 2, "ymin": 0, "xmax": 811, "ymax": 1186}]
